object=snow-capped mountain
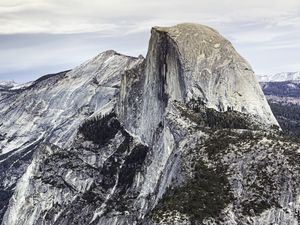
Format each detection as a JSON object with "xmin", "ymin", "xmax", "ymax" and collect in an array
[
  {"xmin": 257, "ymin": 71, "xmax": 300, "ymax": 82},
  {"xmin": 1, "ymin": 23, "xmax": 300, "ymax": 225},
  {"xmin": 0, "ymin": 80, "xmax": 16, "ymax": 90}
]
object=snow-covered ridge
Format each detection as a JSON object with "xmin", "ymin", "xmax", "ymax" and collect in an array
[
  {"xmin": 257, "ymin": 72, "xmax": 300, "ymax": 82},
  {"xmin": 0, "ymin": 80, "xmax": 33, "ymax": 90},
  {"xmin": 0, "ymin": 80, "xmax": 16, "ymax": 89}
]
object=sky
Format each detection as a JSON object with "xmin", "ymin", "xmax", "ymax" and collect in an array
[{"xmin": 0, "ymin": 0, "xmax": 300, "ymax": 83}]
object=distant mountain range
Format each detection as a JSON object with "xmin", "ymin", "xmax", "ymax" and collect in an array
[
  {"xmin": 257, "ymin": 72, "xmax": 300, "ymax": 82},
  {"xmin": 260, "ymin": 79, "xmax": 300, "ymax": 138},
  {"xmin": 0, "ymin": 80, "xmax": 16, "ymax": 90}
]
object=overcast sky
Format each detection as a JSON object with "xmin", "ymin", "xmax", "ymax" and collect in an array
[{"xmin": 0, "ymin": 0, "xmax": 300, "ymax": 83}]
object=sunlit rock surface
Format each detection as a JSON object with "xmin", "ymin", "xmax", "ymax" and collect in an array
[{"xmin": 0, "ymin": 50, "xmax": 142, "ymax": 223}]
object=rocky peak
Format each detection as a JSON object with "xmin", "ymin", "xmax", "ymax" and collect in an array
[
  {"xmin": 150, "ymin": 23, "xmax": 278, "ymax": 126},
  {"xmin": 119, "ymin": 23, "xmax": 279, "ymax": 145}
]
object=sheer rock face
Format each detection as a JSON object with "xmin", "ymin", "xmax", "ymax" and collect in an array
[
  {"xmin": 119, "ymin": 23, "xmax": 278, "ymax": 145},
  {"xmin": 153, "ymin": 24, "xmax": 278, "ymax": 126},
  {"xmin": 2, "ymin": 23, "xmax": 298, "ymax": 225}
]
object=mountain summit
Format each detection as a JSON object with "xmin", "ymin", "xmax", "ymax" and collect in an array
[
  {"xmin": 148, "ymin": 23, "xmax": 277, "ymax": 125},
  {"xmin": 119, "ymin": 23, "xmax": 278, "ymax": 145},
  {"xmin": 257, "ymin": 71, "xmax": 300, "ymax": 82},
  {"xmin": 1, "ymin": 24, "xmax": 300, "ymax": 225},
  {"xmin": 156, "ymin": 24, "xmax": 277, "ymax": 123}
]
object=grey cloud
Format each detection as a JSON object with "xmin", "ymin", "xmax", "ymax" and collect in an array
[
  {"xmin": 0, "ymin": 31, "xmax": 149, "ymax": 82},
  {"xmin": 0, "ymin": 0, "xmax": 299, "ymax": 82}
]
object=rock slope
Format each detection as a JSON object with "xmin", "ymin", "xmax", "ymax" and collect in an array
[
  {"xmin": 0, "ymin": 50, "xmax": 142, "ymax": 223},
  {"xmin": 1, "ymin": 23, "xmax": 299, "ymax": 225}
]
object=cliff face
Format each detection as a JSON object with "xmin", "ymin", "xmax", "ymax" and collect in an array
[
  {"xmin": 0, "ymin": 50, "xmax": 142, "ymax": 224},
  {"xmin": 1, "ymin": 23, "xmax": 299, "ymax": 225},
  {"xmin": 118, "ymin": 23, "xmax": 278, "ymax": 145},
  {"xmin": 149, "ymin": 24, "xmax": 278, "ymax": 126}
]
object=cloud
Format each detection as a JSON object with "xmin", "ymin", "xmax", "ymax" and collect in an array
[
  {"xmin": 0, "ymin": 0, "xmax": 300, "ymax": 82},
  {"xmin": 0, "ymin": 0, "xmax": 300, "ymax": 35}
]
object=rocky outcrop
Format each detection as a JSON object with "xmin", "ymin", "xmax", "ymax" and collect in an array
[
  {"xmin": 1, "ymin": 23, "xmax": 299, "ymax": 225},
  {"xmin": 119, "ymin": 23, "xmax": 278, "ymax": 144},
  {"xmin": 148, "ymin": 24, "xmax": 278, "ymax": 126}
]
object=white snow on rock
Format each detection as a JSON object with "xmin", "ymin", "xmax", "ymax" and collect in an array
[
  {"xmin": 257, "ymin": 72, "xmax": 300, "ymax": 82},
  {"xmin": 0, "ymin": 80, "xmax": 16, "ymax": 89}
]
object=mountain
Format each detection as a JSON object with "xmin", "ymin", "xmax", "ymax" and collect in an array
[
  {"xmin": 0, "ymin": 51, "xmax": 142, "ymax": 223},
  {"xmin": 0, "ymin": 81, "xmax": 16, "ymax": 90},
  {"xmin": 261, "ymin": 80, "xmax": 300, "ymax": 98},
  {"xmin": 1, "ymin": 23, "xmax": 300, "ymax": 225},
  {"xmin": 260, "ymin": 80, "xmax": 300, "ymax": 138},
  {"xmin": 257, "ymin": 72, "xmax": 300, "ymax": 82}
]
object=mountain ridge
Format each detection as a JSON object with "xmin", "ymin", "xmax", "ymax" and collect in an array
[{"xmin": 257, "ymin": 71, "xmax": 300, "ymax": 82}]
